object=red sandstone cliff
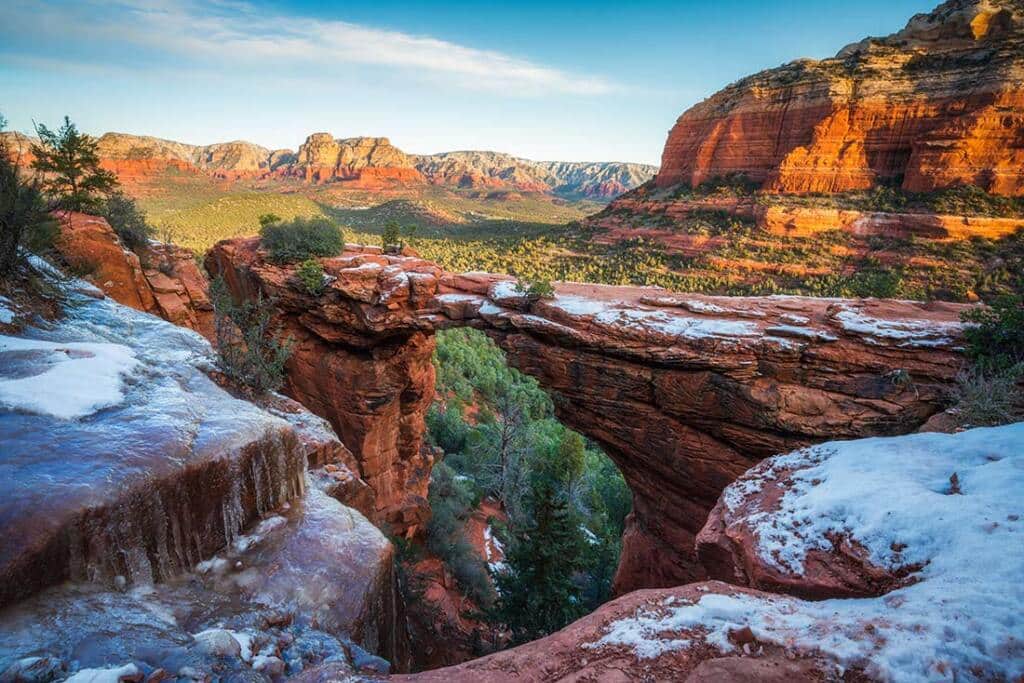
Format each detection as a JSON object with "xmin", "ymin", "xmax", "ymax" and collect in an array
[
  {"xmin": 656, "ymin": 0, "xmax": 1024, "ymax": 196},
  {"xmin": 52, "ymin": 212, "xmax": 214, "ymax": 340}
]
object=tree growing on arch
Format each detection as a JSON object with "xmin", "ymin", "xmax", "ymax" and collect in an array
[{"xmin": 31, "ymin": 116, "xmax": 117, "ymax": 213}]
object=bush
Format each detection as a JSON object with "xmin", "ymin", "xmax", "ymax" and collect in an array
[
  {"xmin": 209, "ymin": 277, "xmax": 293, "ymax": 393},
  {"xmin": 260, "ymin": 217, "xmax": 344, "ymax": 264},
  {"xmin": 961, "ymin": 295, "xmax": 1024, "ymax": 371},
  {"xmin": 426, "ymin": 462, "xmax": 493, "ymax": 606},
  {"xmin": 382, "ymin": 221, "xmax": 403, "ymax": 254},
  {"xmin": 102, "ymin": 191, "xmax": 154, "ymax": 251},
  {"xmin": 258, "ymin": 213, "xmax": 281, "ymax": 228},
  {"xmin": 951, "ymin": 364, "xmax": 1023, "ymax": 428},
  {"xmin": 296, "ymin": 258, "xmax": 326, "ymax": 295},
  {"xmin": 514, "ymin": 277, "xmax": 555, "ymax": 301}
]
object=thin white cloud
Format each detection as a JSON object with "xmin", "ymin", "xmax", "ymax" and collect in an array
[{"xmin": 2, "ymin": 0, "xmax": 618, "ymax": 96}]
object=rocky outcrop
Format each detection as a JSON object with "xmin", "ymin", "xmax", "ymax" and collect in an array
[
  {"xmin": 206, "ymin": 239, "xmax": 443, "ymax": 536},
  {"xmin": 590, "ymin": 196, "xmax": 1024, "ymax": 246},
  {"xmin": 290, "ymin": 134, "xmax": 425, "ymax": 185},
  {"xmin": 401, "ymin": 423, "xmax": 1024, "ymax": 682},
  {"xmin": 0, "ymin": 260, "xmax": 407, "ymax": 678},
  {"xmin": 396, "ymin": 582, "xmax": 843, "ymax": 682},
  {"xmin": 52, "ymin": 212, "xmax": 214, "ymax": 340},
  {"xmin": 209, "ymin": 240, "xmax": 971, "ymax": 592},
  {"xmin": 466, "ymin": 284, "xmax": 969, "ymax": 593},
  {"xmin": 656, "ymin": 0, "xmax": 1024, "ymax": 196}
]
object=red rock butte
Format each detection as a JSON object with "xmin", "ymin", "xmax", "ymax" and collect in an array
[{"xmin": 656, "ymin": 0, "xmax": 1024, "ymax": 197}]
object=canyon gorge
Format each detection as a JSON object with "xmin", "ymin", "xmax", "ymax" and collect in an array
[{"xmin": 1, "ymin": 0, "xmax": 1023, "ymax": 680}]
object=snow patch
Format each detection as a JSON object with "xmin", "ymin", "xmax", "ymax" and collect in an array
[
  {"xmin": 549, "ymin": 294, "xmax": 613, "ymax": 317},
  {"xmin": 593, "ymin": 308, "xmax": 759, "ymax": 340},
  {"xmin": 0, "ymin": 336, "xmax": 140, "ymax": 419},
  {"xmin": 64, "ymin": 664, "xmax": 140, "ymax": 683},
  {"xmin": 435, "ymin": 293, "xmax": 482, "ymax": 304},
  {"xmin": 489, "ymin": 280, "xmax": 523, "ymax": 300},
  {"xmin": 483, "ymin": 525, "xmax": 507, "ymax": 574},
  {"xmin": 833, "ymin": 306, "xmax": 960, "ymax": 347}
]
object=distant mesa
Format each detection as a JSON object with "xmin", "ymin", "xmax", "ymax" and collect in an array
[{"xmin": 1, "ymin": 129, "xmax": 657, "ymax": 200}]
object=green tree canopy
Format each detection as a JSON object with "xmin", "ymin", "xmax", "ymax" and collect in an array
[{"xmin": 31, "ymin": 116, "xmax": 117, "ymax": 213}]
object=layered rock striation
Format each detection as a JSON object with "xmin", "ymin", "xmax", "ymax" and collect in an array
[
  {"xmin": 210, "ymin": 240, "xmax": 971, "ymax": 591},
  {"xmin": 655, "ymin": 0, "xmax": 1024, "ymax": 196}
]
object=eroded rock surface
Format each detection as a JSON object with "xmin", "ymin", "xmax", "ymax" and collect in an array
[
  {"xmin": 0, "ymin": 261, "xmax": 404, "ymax": 678},
  {"xmin": 210, "ymin": 240, "xmax": 970, "ymax": 591},
  {"xmin": 207, "ymin": 238, "xmax": 442, "ymax": 536}
]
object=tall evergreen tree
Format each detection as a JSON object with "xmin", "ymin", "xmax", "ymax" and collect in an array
[
  {"xmin": 31, "ymin": 116, "xmax": 117, "ymax": 212},
  {"xmin": 490, "ymin": 431, "xmax": 587, "ymax": 643}
]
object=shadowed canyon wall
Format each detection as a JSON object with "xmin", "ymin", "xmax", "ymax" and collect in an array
[{"xmin": 209, "ymin": 240, "xmax": 969, "ymax": 590}]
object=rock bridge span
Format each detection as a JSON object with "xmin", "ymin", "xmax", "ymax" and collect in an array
[{"xmin": 207, "ymin": 238, "xmax": 968, "ymax": 592}]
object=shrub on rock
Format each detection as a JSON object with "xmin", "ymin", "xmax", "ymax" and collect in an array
[
  {"xmin": 296, "ymin": 258, "xmax": 326, "ymax": 295},
  {"xmin": 260, "ymin": 217, "xmax": 343, "ymax": 264},
  {"xmin": 101, "ymin": 191, "xmax": 154, "ymax": 252},
  {"xmin": 210, "ymin": 276, "xmax": 292, "ymax": 393}
]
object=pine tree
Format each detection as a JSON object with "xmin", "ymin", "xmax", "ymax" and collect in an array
[
  {"xmin": 31, "ymin": 116, "xmax": 117, "ymax": 212},
  {"xmin": 490, "ymin": 432, "xmax": 587, "ymax": 643}
]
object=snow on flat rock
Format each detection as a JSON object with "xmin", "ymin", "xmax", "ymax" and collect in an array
[
  {"xmin": 588, "ymin": 424, "xmax": 1024, "ymax": 682},
  {"xmin": 592, "ymin": 307, "xmax": 759, "ymax": 340},
  {"xmin": 831, "ymin": 303, "xmax": 963, "ymax": 348},
  {"xmin": 63, "ymin": 663, "xmax": 140, "ymax": 683},
  {"xmin": 0, "ymin": 336, "xmax": 140, "ymax": 419}
]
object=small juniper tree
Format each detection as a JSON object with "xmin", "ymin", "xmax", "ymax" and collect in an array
[
  {"xmin": 296, "ymin": 258, "xmax": 326, "ymax": 295},
  {"xmin": 209, "ymin": 277, "xmax": 293, "ymax": 393},
  {"xmin": 514, "ymin": 277, "xmax": 555, "ymax": 302},
  {"xmin": 382, "ymin": 221, "xmax": 403, "ymax": 254},
  {"xmin": 31, "ymin": 116, "xmax": 117, "ymax": 213}
]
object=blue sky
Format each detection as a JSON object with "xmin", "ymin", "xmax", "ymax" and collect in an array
[{"xmin": 0, "ymin": 0, "xmax": 936, "ymax": 164}]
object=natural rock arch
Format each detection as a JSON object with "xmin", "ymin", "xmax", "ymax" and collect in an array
[{"xmin": 208, "ymin": 238, "xmax": 967, "ymax": 592}]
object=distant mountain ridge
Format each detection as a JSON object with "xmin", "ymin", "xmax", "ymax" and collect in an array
[{"xmin": 1, "ymin": 130, "xmax": 657, "ymax": 200}]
